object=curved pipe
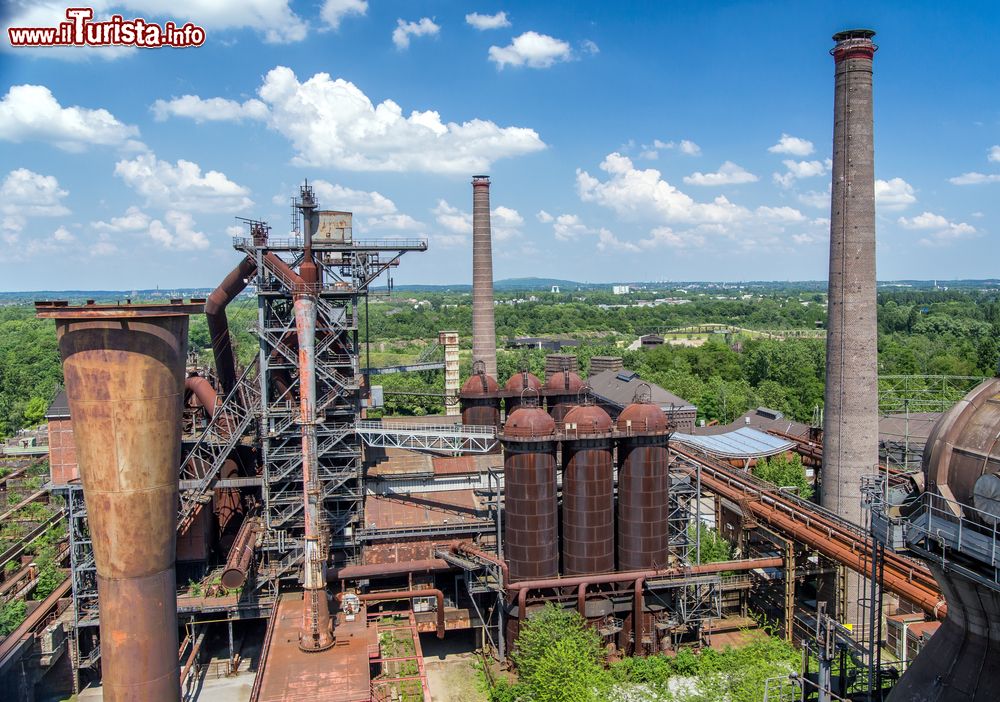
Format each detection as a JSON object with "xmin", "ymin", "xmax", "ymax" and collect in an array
[
  {"xmin": 207, "ymin": 256, "xmax": 256, "ymax": 396},
  {"xmin": 263, "ymin": 252, "xmax": 304, "ymax": 290},
  {"xmin": 339, "ymin": 589, "xmax": 446, "ymax": 639},
  {"xmin": 185, "ymin": 375, "xmax": 218, "ymax": 418},
  {"xmin": 453, "ymin": 544, "xmax": 509, "ymax": 588}
]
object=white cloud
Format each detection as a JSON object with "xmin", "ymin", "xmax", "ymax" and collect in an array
[
  {"xmin": 596, "ymin": 228, "xmax": 639, "ymax": 253},
  {"xmin": 310, "ymin": 181, "xmax": 397, "ymax": 216},
  {"xmin": 755, "ymin": 206, "xmax": 806, "ymax": 222},
  {"xmin": 147, "ymin": 210, "xmax": 209, "ymax": 250},
  {"xmin": 552, "ymin": 213, "xmax": 591, "ymax": 241},
  {"xmin": 683, "ymin": 161, "xmax": 758, "ymax": 186},
  {"xmin": 433, "ymin": 200, "xmax": 472, "ymax": 236},
  {"xmin": 577, "ymin": 153, "xmax": 749, "ymax": 225},
  {"xmin": 0, "ymin": 84, "xmax": 139, "ymax": 151},
  {"xmin": 392, "ymin": 17, "xmax": 440, "ymax": 49},
  {"xmin": 640, "ymin": 226, "xmax": 705, "ymax": 249},
  {"xmin": 321, "ymin": 0, "xmax": 367, "ymax": 30},
  {"xmin": 114, "ymin": 152, "xmax": 253, "ymax": 212},
  {"xmin": 488, "ymin": 31, "xmax": 573, "ymax": 69},
  {"xmin": 491, "ymin": 205, "xmax": 524, "ymax": 241},
  {"xmin": 768, "ymin": 133, "xmax": 814, "ymax": 156},
  {"xmin": 875, "ymin": 177, "xmax": 916, "ymax": 210},
  {"xmin": 52, "ymin": 225, "xmax": 75, "ymax": 243},
  {"xmin": 536, "ymin": 210, "xmax": 553, "ymax": 223},
  {"xmin": 989, "ymin": 145, "xmax": 1000, "ymax": 163},
  {"xmin": 581, "ymin": 39, "xmax": 600, "ymax": 55},
  {"xmin": 773, "ymin": 159, "xmax": 828, "ymax": 188},
  {"xmin": 678, "ymin": 140, "xmax": 701, "ymax": 156},
  {"xmin": 431, "ymin": 200, "xmax": 522, "ymax": 243},
  {"xmin": 465, "ymin": 11, "xmax": 510, "ymax": 30},
  {"xmin": 90, "ymin": 233, "xmax": 119, "ymax": 257},
  {"xmin": 0, "ymin": 169, "xmax": 70, "ymax": 222},
  {"xmin": 797, "ymin": 188, "xmax": 830, "ymax": 209},
  {"xmin": 365, "ymin": 214, "xmax": 424, "ymax": 231},
  {"xmin": 152, "ymin": 95, "xmax": 268, "ymax": 122},
  {"xmin": 643, "ymin": 138, "xmax": 700, "ymax": 160},
  {"xmin": 949, "ymin": 172, "xmax": 1000, "ymax": 185},
  {"xmin": 92, "ymin": 206, "xmax": 151, "ymax": 232},
  {"xmin": 898, "ymin": 211, "xmax": 977, "ymax": 247}
]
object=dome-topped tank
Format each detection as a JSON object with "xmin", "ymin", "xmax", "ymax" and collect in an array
[
  {"xmin": 544, "ymin": 370, "xmax": 584, "ymax": 423},
  {"xmin": 616, "ymin": 400, "xmax": 670, "ymax": 571},
  {"xmin": 561, "ymin": 403, "xmax": 615, "ymax": 575},
  {"xmin": 504, "ymin": 370, "xmax": 543, "ymax": 416},
  {"xmin": 459, "ymin": 361, "xmax": 501, "ymax": 429},
  {"xmin": 501, "ymin": 404, "xmax": 558, "ymax": 582}
]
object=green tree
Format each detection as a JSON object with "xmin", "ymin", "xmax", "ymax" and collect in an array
[
  {"xmin": 0, "ymin": 599, "xmax": 26, "ymax": 637},
  {"xmin": 689, "ymin": 524, "xmax": 732, "ymax": 564},
  {"xmin": 752, "ymin": 453, "xmax": 813, "ymax": 499}
]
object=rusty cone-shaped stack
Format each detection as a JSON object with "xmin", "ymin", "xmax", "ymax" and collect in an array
[
  {"xmin": 561, "ymin": 400, "xmax": 615, "ymax": 575},
  {"xmin": 36, "ymin": 299, "xmax": 203, "ymax": 702},
  {"xmin": 501, "ymin": 395, "xmax": 558, "ymax": 582},
  {"xmin": 616, "ymin": 391, "xmax": 671, "ymax": 572},
  {"xmin": 504, "ymin": 369, "xmax": 542, "ymax": 416},
  {"xmin": 887, "ymin": 377, "xmax": 1000, "ymax": 701},
  {"xmin": 544, "ymin": 369, "xmax": 584, "ymax": 424},
  {"xmin": 460, "ymin": 360, "xmax": 502, "ymax": 428}
]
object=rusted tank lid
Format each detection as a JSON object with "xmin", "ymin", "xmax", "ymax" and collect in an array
[
  {"xmin": 617, "ymin": 402, "xmax": 669, "ymax": 434},
  {"xmin": 504, "ymin": 405, "xmax": 556, "ymax": 438},
  {"xmin": 460, "ymin": 371, "xmax": 500, "ymax": 396},
  {"xmin": 35, "ymin": 299, "xmax": 205, "ymax": 319},
  {"xmin": 505, "ymin": 371, "xmax": 542, "ymax": 393},
  {"xmin": 563, "ymin": 403, "xmax": 613, "ymax": 435},
  {"xmin": 545, "ymin": 370, "xmax": 583, "ymax": 393}
]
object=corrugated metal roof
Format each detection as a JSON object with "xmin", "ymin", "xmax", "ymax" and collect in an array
[
  {"xmin": 672, "ymin": 427, "xmax": 795, "ymax": 458},
  {"xmin": 587, "ymin": 368, "xmax": 696, "ymax": 412}
]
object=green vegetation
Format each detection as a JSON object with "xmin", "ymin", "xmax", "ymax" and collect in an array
[
  {"xmin": 0, "ymin": 307, "xmax": 62, "ymax": 437},
  {"xmin": 480, "ymin": 604, "xmax": 803, "ymax": 702},
  {"xmin": 0, "ymin": 599, "xmax": 27, "ymax": 637},
  {"xmin": 753, "ymin": 453, "xmax": 813, "ymax": 499},
  {"xmin": 689, "ymin": 524, "xmax": 732, "ymax": 564}
]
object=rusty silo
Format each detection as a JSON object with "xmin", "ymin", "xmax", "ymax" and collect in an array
[
  {"xmin": 544, "ymin": 369, "xmax": 584, "ymax": 424},
  {"xmin": 616, "ymin": 400, "xmax": 671, "ymax": 572},
  {"xmin": 561, "ymin": 402, "xmax": 615, "ymax": 575},
  {"xmin": 460, "ymin": 360, "xmax": 501, "ymax": 428},
  {"xmin": 471, "ymin": 175, "xmax": 497, "ymax": 379},
  {"xmin": 501, "ymin": 402, "xmax": 559, "ymax": 581},
  {"xmin": 886, "ymin": 377, "xmax": 1000, "ymax": 701},
  {"xmin": 36, "ymin": 299, "xmax": 203, "ymax": 702},
  {"xmin": 504, "ymin": 369, "xmax": 542, "ymax": 416}
]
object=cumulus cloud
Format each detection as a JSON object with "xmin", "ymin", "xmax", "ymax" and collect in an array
[
  {"xmin": 465, "ymin": 11, "xmax": 510, "ymax": 30},
  {"xmin": 147, "ymin": 210, "xmax": 209, "ymax": 250},
  {"xmin": 310, "ymin": 181, "xmax": 397, "ymax": 216},
  {"xmin": 152, "ymin": 95, "xmax": 268, "ymax": 122},
  {"xmin": 491, "ymin": 205, "xmax": 524, "ymax": 241},
  {"xmin": 489, "ymin": 31, "xmax": 573, "ymax": 69},
  {"xmin": 0, "ymin": 84, "xmax": 139, "ymax": 151},
  {"xmin": 768, "ymin": 133, "xmax": 815, "ymax": 156},
  {"xmin": 773, "ymin": 159, "xmax": 829, "ymax": 188},
  {"xmin": 0, "ymin": 169, "xmax": 71, "ymax": 223},
  {"xmin": 989, "ymin": 145, "xmax": 1000, "ymax": 163},
  {"xmin": 536, "ymin": 210, "xmax": 554, "ymax": 223},
  {"xmin": 577, "ymin": 153, "xmax": 749, "ymax": 225},
  {"xmin": 392, "ymin": 17, "xmax": 439, "ymax": 49},
  {"xmin": 898, "ymin": 211, "xmax": 977, "ymax": 246},
  {"xmin": 581, "ymin": 39, "xmax": 600, "ymax": 55},
  {"xmin": 91, "ymin": 206, "xmax": 151, "ymax": 233},
  {"xmin": 875, "ymin": 177, "xmax": 916, "ymax": 210},
  {"xmin": 321, "ymin": 0, "xmax": 367, "ymax": 30},
  {"xmin": 949, "ymin": 172, "xmax": 1000, "ymax": 185},
  {"xmin": 755, "ymin": 206, "xmax": 806, "ymax": 222},
  {"xmin": 431, "ymin": 200, "xmax": 522, "ymax": 243},
  {"xmin": 114, "ymin": 152, "xmax": 254, "ymax": 212},
  {"xmin": 365, "ymin": 213, "xmax": 424, "ymax": 231},
  {"xmin": 683, "ymin": 161, "xmax": 758, "ymax": 186},
  {"xmin": 643, "ymin": 139, "xmax": 701, "ymax": 160},
  {"xmin": 798, "ymin": 187, "xmax": 831, "ymax": 209}
]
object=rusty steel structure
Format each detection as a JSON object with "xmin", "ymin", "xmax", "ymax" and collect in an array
[
  {"xmin": 36, "ymin": 300, "xmax": 202, "ymax": 702},
  {"xmin": 471, "ymin": 175, "xmax": 497, "ymax": 379},
  {"xmin": 561, "ymin": 403, "xmax": 615, "ymax": 575},
  {"xmin": 459, "ymin": 361, "xmax": 502, "ymax": 428},
  {"xmin": 503, "ymin": 370, "xmax": 542, "ymax": 416},
  {"xmin": 543, "ymin": 369, "xmax": 584, "ymax": 424},
  {"xmin": 500, "ymin": 403, "xmax": 559, "ymax": 582},
  {"xmin": 616, "ymin": 401, "xmax": 671, "ymax": 572}
]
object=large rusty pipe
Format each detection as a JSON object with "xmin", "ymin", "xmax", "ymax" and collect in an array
[
  {"xmin": 329, "ymin": 559, "xmax": 452, "ymax": 582},
  {"xmin": 221, "ymin": 517, "xmax": 258, "ymax": 589},
  {"xmin": 263, "ymin": 252, "xmax": 304, "ymax": 290},
  {"xmin": 453, "ymin": 544, "xmax": 508, "ymax": 588},
  {"xmin": 634, "ymin": 577, "xmax": 645, "ymax": 654},
  {"xmin": 184, "ymin": 375, "xmax": 217, "ymax": 418},
  {"xmin": 354, "ymin": 589, "xmax": 446, "ymax": 639},
  {"xmin": 36, "ymin": 300, "xmax": 202, "ymax": 702},
  {"xmin": 206, "ymin": 256, "xmax": 256, "ymax": 396}
]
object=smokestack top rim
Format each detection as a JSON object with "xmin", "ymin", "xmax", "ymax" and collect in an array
[
  {"xmin": 35, "ymin": 300, "xmax": 205, "ymax": 319},
  {"xmin": 832, "ymin": 28, "xmax": 876, "ymax": 42},
  {"xmin": 471, "ymin": 175, "xmax": 491, "ymax": 185}
]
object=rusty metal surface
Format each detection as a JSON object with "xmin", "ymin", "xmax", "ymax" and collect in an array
[
  {"xmin": 255, "ymin": 594, "xmax": 372, "ymax": 702},
  {"xmin": 561, "ymin": 405, "xmax": 614, "ymax": 575},
  {"xmin": 40, "ymin": 301, "xmax": 201, "ymax": 702},
  {"xmin": 206, "ymin": 256, "xmax": 256, "ymax": 395},
  {"xmin": 221, "ymin": 517, "xmax": 259, "ymax": 589},
  {"xmin": 543, "ymin": 370, "xmax": 584, "ymax": 423},
  {"xmin": 460, "ymin": 371, "xmax": 502, "ymax": 428},
  {"xmin": 617, "ymin": 402, "xmax": 670, "ymax": 571},
  {"xmin": 504, "ymin": 371, "xmax": 542, "ymax": 415},
  {"xmin": 184, "ymin": 375, "xmax": 218, "ymax": 417},
  {"xmin": 502, "ymin": 407, "xmax": 558, "ymax": 581}
]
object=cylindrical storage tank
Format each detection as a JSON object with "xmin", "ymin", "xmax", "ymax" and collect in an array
[
  {"xmin": 501, "ymin": 405, "xmax": 558, "ymax": 581},
  {"xmin": 460, "ymin": 367, "xmax": 501, "ymax": 429},
  {"xmin": 616, "ymin": 402, "xmax": 670, "ymax": 572},
  {"xmin": 504, "ymin": 370, "xmax": 542, "ymax": 416},
  {"xmin": 544, "ymin": 370, "xmax": 584, "ymax": 424},
  {"xmin": 35, "ymin": 300, "xmax": 202, "ymax": 702},
  {"xmin": 561, "ymin": 404, "xmax": 615, "ymax": 575}
]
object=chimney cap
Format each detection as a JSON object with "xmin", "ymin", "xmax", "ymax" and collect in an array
[
  {"xmin": 471, "ymin": 175, "xmax": 491, "ymax": 184},
  {"xmin": 832, "ymin": 28, "xmax": 875, "ymax": 42}
]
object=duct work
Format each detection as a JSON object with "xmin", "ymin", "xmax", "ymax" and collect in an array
[
  {"xmin": 206, "ymin": 255, "xmax": 256, "ymax": 397},
  {"xmin": 471, "ymin": 175, "xmax": 497, "ymax": 379},
  {"xmin": 36, "ymin": 300, "xmax": 203, "ymax": 702}
]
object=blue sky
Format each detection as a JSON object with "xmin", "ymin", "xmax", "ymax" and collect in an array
[{"xmin": 2, "ymin": 0, "xmax": 999, "ymax": 290}]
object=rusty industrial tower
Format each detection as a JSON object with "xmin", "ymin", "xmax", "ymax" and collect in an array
[
  {"xmin": 471, "ymin": 175, "xmax": 497, "ymax": 379},
  {"xmin": 821, "ymin": 30, "xmax": 878, "ymax": 531}
]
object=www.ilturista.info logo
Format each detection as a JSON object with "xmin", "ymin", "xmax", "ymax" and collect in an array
[{"xmin": 7, "ymin": 8, "xmax": 206, "ymax": 48}]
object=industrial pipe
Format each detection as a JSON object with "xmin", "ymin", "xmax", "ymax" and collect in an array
[
  {"xmin": 634, "ymin": 577, "xmax": 645, "ymax": 654},
  {"xmin": 453, "ymin": 544, "xmax": 508, "ymax": 588},
  {"xmin": 184, "ymin": 375, "xmax": 218, "ymax": 418},
  {"xmin": 221, "ymin": 517, "xmax": 258, "ymax": 589},
  {"xmin": 36, "ymin": 300, "xmax": 203, "ymax": 702},
  {"xmin": 329, "ymin": 559, "xmax": 452, "ymax": 582},
  {"xmin": 349, "ymin": 589, "xmax": 446, "ymax": 639},
  {"xmin": 206, "ymin": 256, "xmax": 256, "ymax": 396}
]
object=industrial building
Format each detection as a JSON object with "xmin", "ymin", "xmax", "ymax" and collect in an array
[{"xmin": 0, "ymin": 27, "xmax": 996, "ymax": 702}]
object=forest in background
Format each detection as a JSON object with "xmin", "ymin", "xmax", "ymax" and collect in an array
[{"xmin": 2, "ymin": 285, "xmax": 999, "ymax": 437}]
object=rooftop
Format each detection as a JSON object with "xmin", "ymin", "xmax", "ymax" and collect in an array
[
  {"xmin": 587, "ymin": 367, "xmax": 696, "ymax": 412},
  {"xmin": 673, "ymin": 427, "xmax": 796, "ymax": 459}
]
